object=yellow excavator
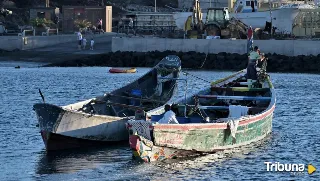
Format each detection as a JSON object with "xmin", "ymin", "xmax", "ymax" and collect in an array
[{"xmin": 185, "ymin": 0, "xmax": 248, "ymax": 39}]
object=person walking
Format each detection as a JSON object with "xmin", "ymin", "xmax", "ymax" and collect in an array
[
  {"xmin": 97, "ymin": 18, "xmax": 103, "ymax": 34},
  {"xmin": 82, "ymin": 37, "xmax": 87, "ymax": 50},
  {"xmin": 90, "ymin": 38, "xmax": 94, "ymax": 50},
  {"xmin": 77, "ymin": 31, "xmax": 82, "ymax": 50}
]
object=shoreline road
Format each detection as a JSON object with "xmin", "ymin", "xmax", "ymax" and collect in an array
[{"xmin": 0, "ymin": 33, "xmax": 126, "ymax": 63}]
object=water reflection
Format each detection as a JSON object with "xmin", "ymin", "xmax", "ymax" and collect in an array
[{"xmin": 36, "ymin": 144, "xmax": 130, "ymax": 174}]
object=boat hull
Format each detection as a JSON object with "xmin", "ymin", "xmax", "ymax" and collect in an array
[
  {"xmin": 129, "ymin": 106, "xmax": 274, "ymax": 162},
  {"xmin": 34, "ymin": 103, "xmax": 129, "ymax": 151},
  {"xmin": 109, "ymin": 68, "xmax": 137, "ymax": 73}
]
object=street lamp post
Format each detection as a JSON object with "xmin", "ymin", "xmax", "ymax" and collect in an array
[{"xmin": 155, "ymin": 0, "xmax": 157, "ymax": 12}]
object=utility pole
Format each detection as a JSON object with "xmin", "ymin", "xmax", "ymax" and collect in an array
[{"xmin": 155, "ymin": 0, "xmax": 157, "ymax": 12}]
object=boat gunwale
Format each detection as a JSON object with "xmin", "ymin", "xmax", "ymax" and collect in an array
[{"xmin": 34, "ymin": 102, "xmax": 124, "ymax": 121}]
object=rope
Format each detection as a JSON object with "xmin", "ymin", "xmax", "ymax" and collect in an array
[
  {"xmin": 182, "ymin": 70, "xmax": 211, "ymax": 84},
  {"xmin": 199, "ymin": 53, "xmax": 208, "ymax": 69}
]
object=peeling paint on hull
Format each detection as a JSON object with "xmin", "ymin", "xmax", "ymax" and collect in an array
[{"xmin": 130, "ymin": 110, "xmax": 274, "ymax": 162}]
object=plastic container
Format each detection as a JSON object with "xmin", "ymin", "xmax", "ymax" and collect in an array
[{"xmin": 131, "ymin": 89, "xmax": 142, "ymax": 105}]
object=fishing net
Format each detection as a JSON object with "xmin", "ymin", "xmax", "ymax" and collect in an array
[{"xmin": 127, "ymin": 119, "xmax": 153, "ymax": 140}]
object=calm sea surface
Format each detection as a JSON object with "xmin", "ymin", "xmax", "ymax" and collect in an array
[{"xmin": 0, "ymin": 62, "xmax": 319, "ymax": 181}]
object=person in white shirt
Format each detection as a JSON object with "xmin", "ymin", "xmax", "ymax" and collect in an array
[
  {"xmin": 90, "ymin": 38, "xmax": 94, "ymax": 50},
  {"xmin": 77, "ymin": 31, "xmax": 82, "ymax": 50},
  {"xmin": 158, "ymin": 104, "xmax": 179, "ymax": 124}
]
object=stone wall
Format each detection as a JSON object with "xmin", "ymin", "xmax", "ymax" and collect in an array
[{"xmin": 44, "ymin": 51, "xmax": 320, "ymax": 73}]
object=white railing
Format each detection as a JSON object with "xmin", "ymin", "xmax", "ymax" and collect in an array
[
  {"xmin": 42, "ymin": 29, "xmax": 59, "ymax": 36},
  {"xmin": 20, "ymin": 29, "xmax": 35, "ymax": 36}
]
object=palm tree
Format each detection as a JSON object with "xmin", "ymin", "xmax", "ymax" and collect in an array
[{"xmin": 74, "ymin": 19, "xmax": 92, "ymax": 30}]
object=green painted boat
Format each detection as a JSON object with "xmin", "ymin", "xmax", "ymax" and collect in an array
[{"xmin": 127, "ymin": 66, "xmax": 276, "ymax": 162}]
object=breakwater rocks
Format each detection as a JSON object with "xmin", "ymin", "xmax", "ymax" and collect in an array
[{"xmin": 44, "ymin": 51, "xmax": 320, "ymax": 73}]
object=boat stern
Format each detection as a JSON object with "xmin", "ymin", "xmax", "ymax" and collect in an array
[{"xmin": 126, "ymin": 120, "xmax": 155, "ymax": 162}]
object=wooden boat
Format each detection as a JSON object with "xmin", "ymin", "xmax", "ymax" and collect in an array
[
  {"xmin": 109, "ymin": 67, "xmax": 136, "ymax": 73},
  {"xmin": 127, "ymin": 64, "xmax": 276, "ymax": 162},
  {"xmin": 33, "ymin": 55, "xmax": 181, "ymax": 151}
]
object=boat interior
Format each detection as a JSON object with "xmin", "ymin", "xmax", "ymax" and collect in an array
[
  {"xmin": 150, "ymin": 74, "xmax": 273, "ymax": 124},
  {"xmin": 64, "ymin": 56, "xmax": 181, "ymax": 118}
]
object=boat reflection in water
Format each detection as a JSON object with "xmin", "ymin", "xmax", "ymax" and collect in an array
[{"xmin": 35, "ymin": 145, "xmax": 130, "ymax": 174}]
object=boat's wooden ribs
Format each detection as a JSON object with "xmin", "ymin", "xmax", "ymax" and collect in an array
[
  {"xmin": 92, "ymin": 100, "xmax": 149, "ymax": 110},
  {"xmin": 196, "ymin": 95, "xmax": 271, "ymax": 101},
  {"xmin": 106, "ymin": 102, "xmax": 148, "ymax": 111},
  {"xmin": 106, "ymin": 94, "xmax": 166, "ymax": 104},
  {"xmin": 211, "ymin": 87, "xmax": 270, "ymax": 92}
]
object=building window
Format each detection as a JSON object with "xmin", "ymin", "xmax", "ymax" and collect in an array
[{"xmin": 37, "ymin": 12, "xmax": 45, "ymax": 18}]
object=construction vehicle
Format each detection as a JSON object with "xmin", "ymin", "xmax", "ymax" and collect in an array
[{"xmin": 185, "ymin": 0, "xmax": 248, "ymax": 39}]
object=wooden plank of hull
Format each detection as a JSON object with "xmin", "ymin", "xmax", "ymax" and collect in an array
[
  {"xmin": 56, "ymin": 110, "xmax": 129, "ymax": 141},
  {"xmin": 129, "ymin": 135, "xmax": 202, "ymax": 162},
  {"xmin": 34, "ymin": 103, "xmax": 129, "ymax": 142},
  {"xmin": 153, "ymin": 105, "xmax": 275, "ymax": 152}
]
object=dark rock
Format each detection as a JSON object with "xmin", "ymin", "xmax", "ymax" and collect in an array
[{"xmin": 42, "ymin": 51, "xmax": 320, "ymax": 73}]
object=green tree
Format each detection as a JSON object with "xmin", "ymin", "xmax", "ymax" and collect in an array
[
  {"xmin": 74, "ymin": 19, "xmax": 92, "ymax": 29},
  {"xmin": 30, "ymin": 18, "xmax": 53, "ymax": 28}
]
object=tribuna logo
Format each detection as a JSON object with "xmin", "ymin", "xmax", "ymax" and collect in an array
[{"xmin": 264, "ymin": 162, "xmax": 305, "ymax": 172}]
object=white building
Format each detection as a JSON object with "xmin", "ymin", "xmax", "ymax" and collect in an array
[
  {"xmin": 178, "ymin": 0, "xmax": 229, "ymax": 11},
  {"xmin": 178, "ymin": 0, "xmax": 318, "ymax": 12}
]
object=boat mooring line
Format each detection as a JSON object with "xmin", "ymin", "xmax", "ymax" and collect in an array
[
  {"xmin": 199, "ymin": 53, "xmax": 208, "ymax": 69},
  {"xmin": 182, "ymin": 70, "xmax": 211, "ymax": 84}
]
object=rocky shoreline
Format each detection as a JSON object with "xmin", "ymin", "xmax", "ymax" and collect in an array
[{"xmin": 43, "ymin": 51, "xmax": 320, "ymax": 73}]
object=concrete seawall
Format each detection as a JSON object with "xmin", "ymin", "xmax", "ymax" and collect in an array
[
  {"xmin": 0, "ymin": 33, "xmax": 117, "ymax": 51},
  {"xmin": 112, "ymin": 37, "xmax": 320, "ymax": 56}
]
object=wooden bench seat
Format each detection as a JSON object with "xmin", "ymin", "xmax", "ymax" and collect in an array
[
  {"xmin": 211, "ymin": 87, "xmax": 270, "ymax": 92},
  {"xmin": 198, "ymin": 106, "xmax": 267, "ymax": 112},
  {"xmin": 196, "ymin": 95, "xmax": 271, "ymax": 101}
]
